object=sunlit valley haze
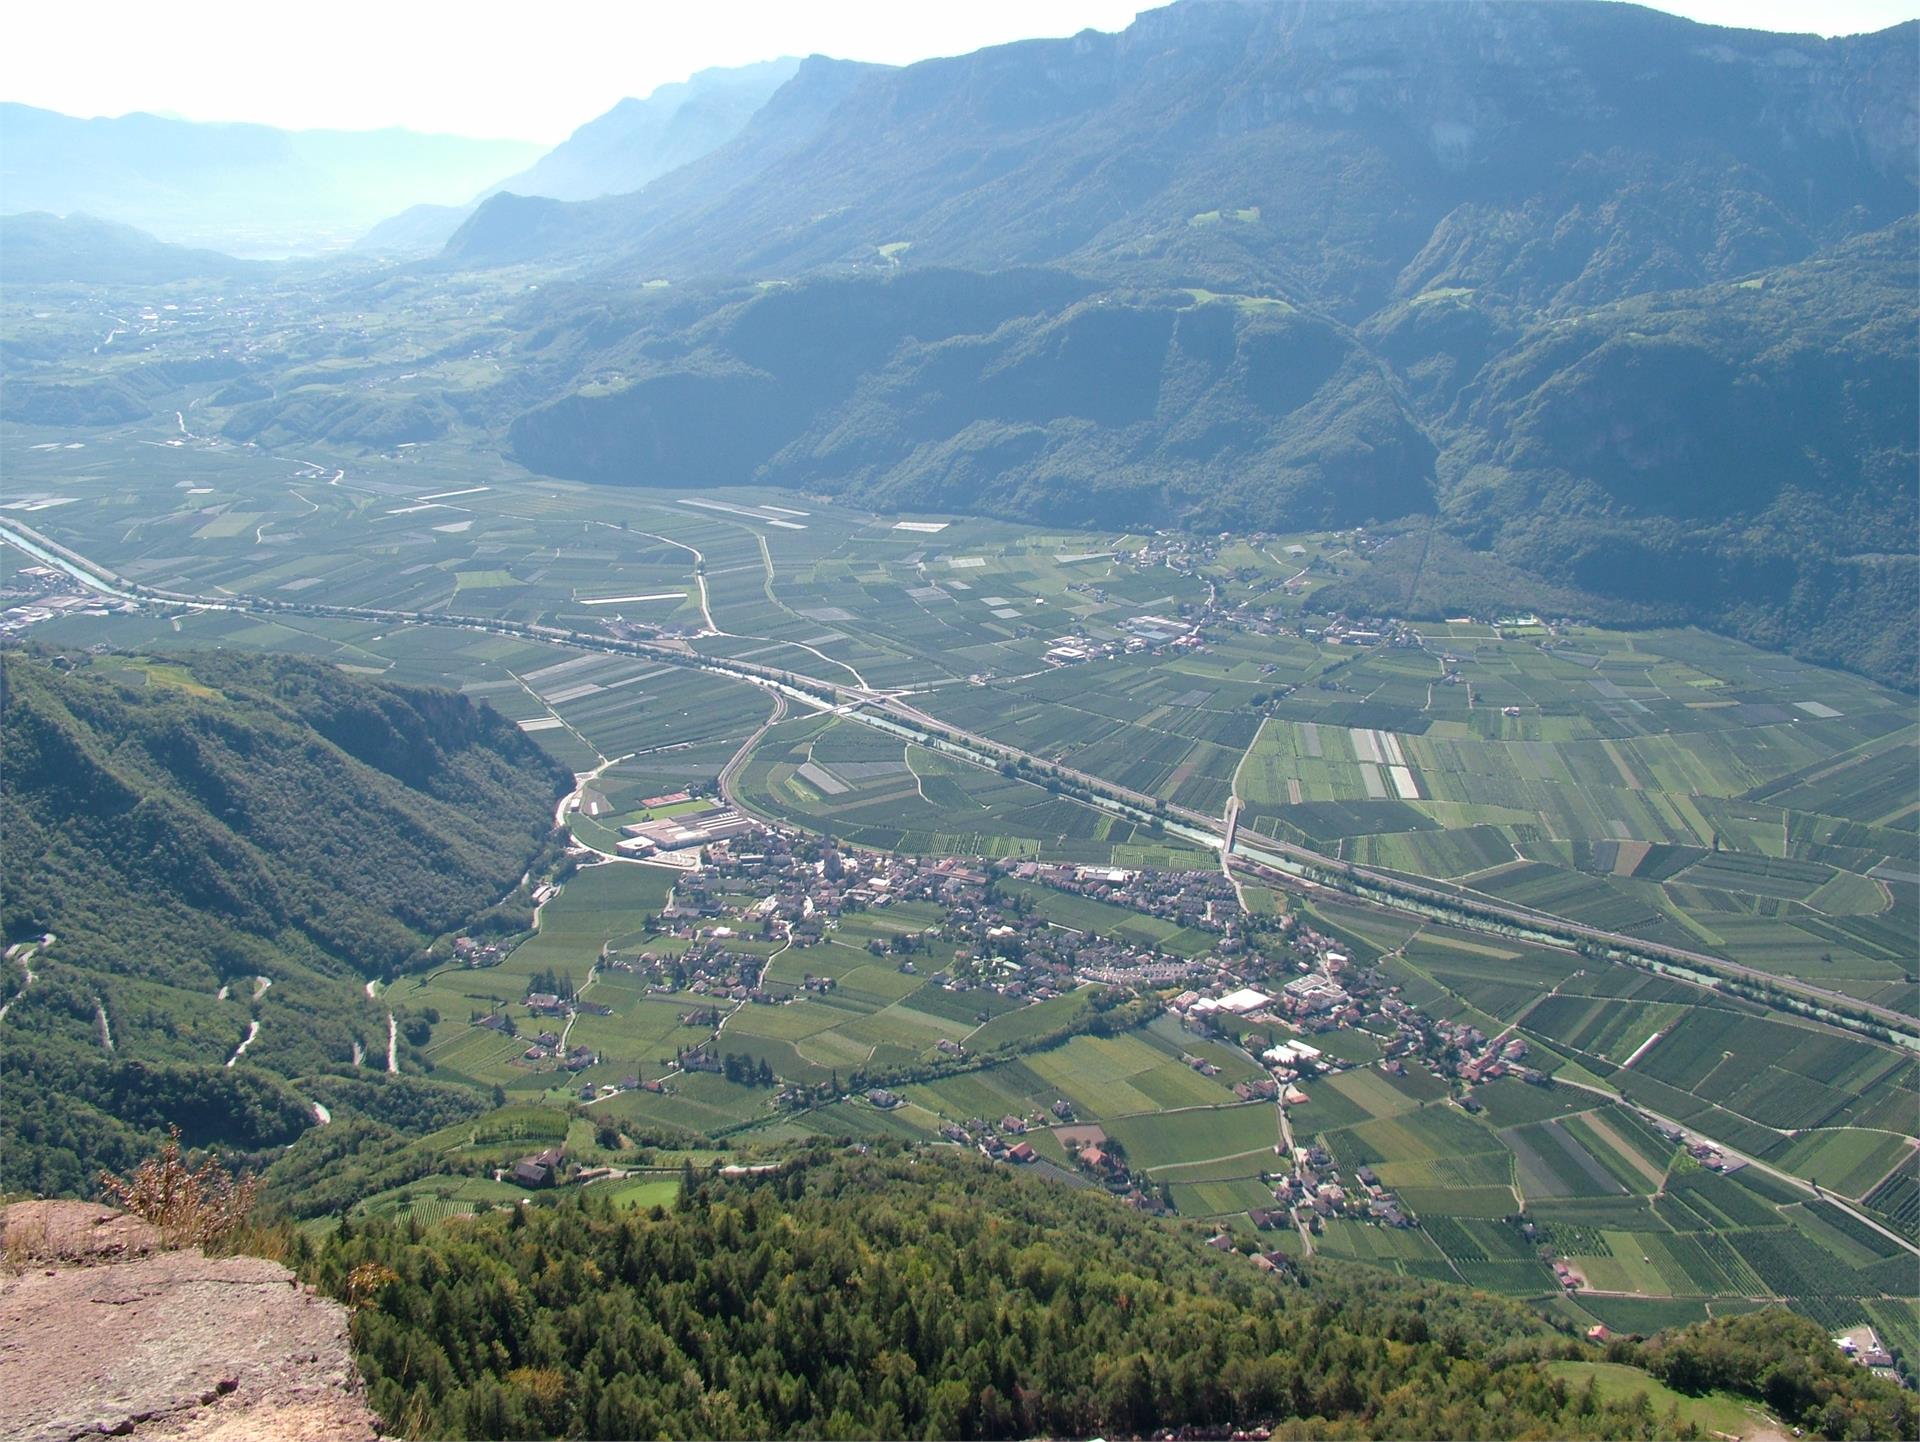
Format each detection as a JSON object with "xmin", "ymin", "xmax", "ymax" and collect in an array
[{"xmin": 1, "ymin": 3, "xmax": 1916, "ymax": 1441}]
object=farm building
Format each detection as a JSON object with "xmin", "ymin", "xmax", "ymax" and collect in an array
[
  {"xmin": 1195, "ymin": 987, "xmax": 1270, "ymax": 1015},
  {"xmin": 510, "ymin": 1147, "xmax": 564, "ymax": 1189},
  {"xmin": 618, "ymin": 806, "xmax": 758, "ymax": 854}
]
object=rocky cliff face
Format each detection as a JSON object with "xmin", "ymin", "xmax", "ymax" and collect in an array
[{"xmin": 0, "ymin": 1202, "xmax": 376, "ymax": 1442}]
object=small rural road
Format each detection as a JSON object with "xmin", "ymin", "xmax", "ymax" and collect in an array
[
  {"xmin": 1219, "ymin": 796, "xmax": 1248, "ymax": 910},
  {"xmin": 625, "ymin": 527, "xmax": 716, "ymax": 633},
  {"xmin": 558, "ymin": 967, "xmax": 602, "ymax": 1055},
  {"xmin": 1548, "ymin": 1073, "xmax": 1918, "ymax": 1259},
  {"xmin": 717, "ymin": 691, "xmax": 789, "ymax": 809},
  {"xmin": 226, "ymin": 1019, "xmax": 261, "ymax": 1068},
  {"xmin": 0, "ymin": 943, "xmax": 38, "ymax": 1023},
  {"xmin": 1275, "ymin": 1100, "xmax": 1314, "ymax": 1257},
  {"xmin": 557, "ymin": 749, "xmax": 638, "ymax": 829}
]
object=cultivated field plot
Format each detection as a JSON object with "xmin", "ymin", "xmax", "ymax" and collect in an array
[
  {"xmin": 1228, "ymin": 626, "xmax": 1917, "ymax": 995},
  {"xmin": 1387, "ymin": 916, "xmax": 1916, "ymax": 1196},
  {"xmin": 735, "ymin": 714, "xmax": 1209, "ymax": 866},
  {"xmin": 921, "ymin": 651, "xmax": 1262, "ymax": 816},
  {"xmin": 383, "ymin": 861, "xmax": 719, "ymax": 1095},
  {"xmin": 1501, "ymin": 1107, "xmax": 1670, "ymax": 1201},
  {"xmin": 1103, "ymin": 1100, "xmax": 1281, "ymax": 1171}
]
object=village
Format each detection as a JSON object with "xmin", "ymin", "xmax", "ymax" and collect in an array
[{"xmin": 457, "ymin": 796, "xmax": 1619, "ymax": 1261}]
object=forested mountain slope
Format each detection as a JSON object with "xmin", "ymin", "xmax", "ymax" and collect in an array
[
  {"xmin": 1403, "ymin": 219, "xmax": 1920, "ymax": 683},
  {"xmin": 445, "ymin": 1, "xmax": 1915, "ymax": 316},
  {"xmin": 482, "ymin": 219, "xmax": 1914, "ymax": 681},
  {"xmin": 501, "ymin": 268, "xmax": 1436, "ymax": 531},
  {"xmin": 0, "ymin": 650, "xmax": 567, "ymax": 1193},
  {"xmin": 310, "ymin": 1147, "xmax": 1917, "ymax": 1441}
]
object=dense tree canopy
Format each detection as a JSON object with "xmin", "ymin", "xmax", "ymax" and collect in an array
[{"xmin": 300, "ymin": 1148, "xmax": 1911, "ymax": 1441}]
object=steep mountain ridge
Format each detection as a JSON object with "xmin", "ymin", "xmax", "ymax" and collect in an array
[
  {"xmin": 491, "ymin": 58, "xmax": 804, "ymax": 204},
  {"xmin": 0, "ymin": 649, "xmax": 568, "ymax": 1194},
  {"xmin": 441, "ymin": 54, "xmax": 890, "ymax": 271},
  {"xmin": 445, "ymin": 1, "xmax": 1916, "ymax": 318},
  {"xmin": 358, "ymin": 59, "xmax": 807, "ymax": 255}
]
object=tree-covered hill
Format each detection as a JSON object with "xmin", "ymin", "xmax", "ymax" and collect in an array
[
  {"xmin": 500, "ymin": 269, "xmax": 1436, "ymax": 533},
  {"xmin": 307, "ymin": 1147, "xmax": 1916, "ymax": 1441},
  {"xmin": 1369, "ymin": 219, "xmax": 1920, "ymax": 683},
  {"xmin": 0, "ymin": 212, "xmax": 261, "ymax": 286},
  {"xmin": 0, "ymin": 649, "xmax": 568, "ymax": 1191}
]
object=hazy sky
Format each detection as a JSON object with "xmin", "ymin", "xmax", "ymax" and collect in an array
[{"xmin": 3, "ymin": 0, "xmax": 1914, "ymax": 143}]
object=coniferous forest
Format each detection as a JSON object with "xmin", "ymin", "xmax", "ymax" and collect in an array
[{"xmin": 304, "ymin": 1149, "xmax": 1915, "ymax": 1441}]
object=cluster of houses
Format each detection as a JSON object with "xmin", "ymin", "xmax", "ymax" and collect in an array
[
  {"xmin": 451, "ymin": 935, "xmax": 513, "ymax": 968},
  {"xmin": 517, "ymin": 1024, "xmax": 600, "ymax": 1074},
  {"xmin": 505, "ymin": 1146, "xmax": 566, "ymax": 1189},
  {"xmin": 1432, "ymin": 1020, "xmax": 1547, "ymax": 1089},
  {"xmin": 1206, "ymin": 1230, "xmax": 1295, "ymax": 1277},
  {"xmin": 1284, "ymin": 1155, "xmax": 1411, "ymax": 1230},
  {"xmin": 471, "ymin": 1006, "xmax": 604, "ymax": 1075},
  {"xmin": 609, "ymin": 938, "xmax": 769, "ymax": 1004},
  {"xmin": 1834, "ymin": 1325, "xmax": 1899, "ymax": 1378},
  {"xmin": 1027, "ymin": 861, "xmax": 1238, "ymax": 928},
  {"xmin": 1301, "ymin": 615, "xmax": 1424, "ymax": 649},
  {"xmin": 588, "ymin": 823, "xmax": 1297, "ymax": 1042},
  {"xmin": 936, "ymin": 1112, "xmax": 1039, "ymax": 1166},
  {"xmin": 1460, "ymin": 1033, "xmax": 1535, "ymax": 1085},
  {"xmin": 1646, "ymin": 1118, "xmax": 1743, "ymax": 1175}
]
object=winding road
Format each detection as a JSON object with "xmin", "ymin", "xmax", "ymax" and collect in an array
[
  {"xmin": 225, "ymin": 1020, "xmax": 260, "ymax": 1068},
  {"xmin": 0, "ymin": 943, "xmax": 38, "ymax": 1023}
]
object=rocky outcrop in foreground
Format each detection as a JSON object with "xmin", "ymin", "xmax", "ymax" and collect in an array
[{"xmin": 0, "ymin": 1201, "xmax": 377, "ymax": 1442}]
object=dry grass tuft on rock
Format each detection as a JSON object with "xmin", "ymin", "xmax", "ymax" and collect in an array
[{"xmin": 98, "ymin": 1126, "xmax": 261, "ymax": 1251}]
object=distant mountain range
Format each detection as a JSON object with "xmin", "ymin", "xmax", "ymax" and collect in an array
[
  {"xmin": 0, "ymin": 103, "xmax": 545, "ymax": 255},
  {"xmin": 427, "ymin": 0, "xmax": 1914, "ymax": 685},
  {"xmin": 441, "ymin": 2, "xmax": 1916, "ymax": 310},
  {"xmin": 356, "ymin": 59, "xmax": 806, "ymax": 255}
]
